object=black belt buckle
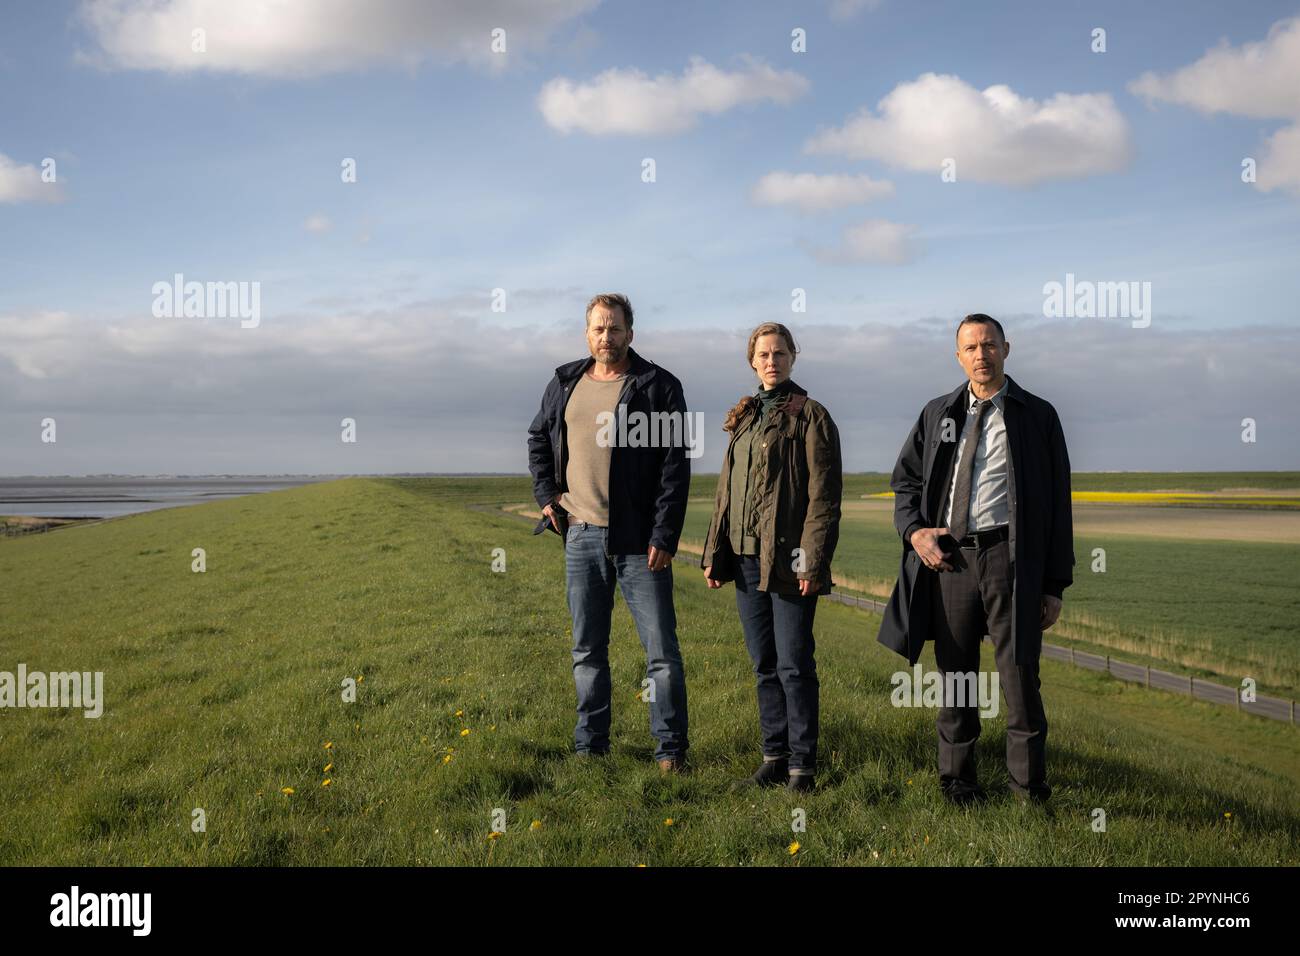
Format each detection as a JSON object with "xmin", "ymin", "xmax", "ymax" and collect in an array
[{"xmin": 960, "ymin": 525, "xmax": 1007, "ymax": 550}]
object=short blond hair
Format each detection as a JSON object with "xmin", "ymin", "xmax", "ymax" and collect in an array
[{"xmin": 585, "ymin": 293, "xmax": 634, "ymax": 329}]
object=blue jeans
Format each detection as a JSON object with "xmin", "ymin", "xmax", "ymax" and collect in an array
[
  {"xmin": 734, "ymin": 555, "xmax": 819, "ymax": 771},
  {"xmin": 565, "ymin": 521, "xmax": 689, "ymax": 759}
]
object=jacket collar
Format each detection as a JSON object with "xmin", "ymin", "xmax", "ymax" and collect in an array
[
  {"xmin": 757, "ymin": 377, "xmax": 807, "ymax": 398},
  {"xmin": 555, "ymin": 346, "xmax": 657, "ymax": 389},
  {"xmin": 944, "ymin": 373, "xmax": 1024, "ymax": 414}
]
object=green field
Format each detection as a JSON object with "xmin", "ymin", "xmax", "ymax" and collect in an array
[
  {"xmin": 684, "ymin": 474, "xmax": 1300, "ymax": 696},
  {"xmin": 0, "ymin": 476, "xmax": 1295, "ymax": 866}
]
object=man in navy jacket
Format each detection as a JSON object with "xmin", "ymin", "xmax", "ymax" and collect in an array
[{"xmin": 527, "ymin": 294, "xmax": 691, "ymax": 771}]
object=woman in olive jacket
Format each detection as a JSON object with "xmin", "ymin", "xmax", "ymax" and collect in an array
[{"xmin": 701, "ymin": 322, "xmax": 842, "ymax": 792}]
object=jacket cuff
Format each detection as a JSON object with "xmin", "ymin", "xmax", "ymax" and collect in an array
[
  {"xmin": 901, "ymin": 521, "xmax": 923, "ymax": 547},
  {"xmin": 1043, "ymin": 579, "xmax": 1068, "ymax": 599},
  {"xmin": 650, "ymin": 533, "xmax": 678, "ymax": 556}
]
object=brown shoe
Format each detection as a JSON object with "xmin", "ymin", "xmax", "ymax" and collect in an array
[{"xmin": 657, "ymin": 756, "xmax": 686, "ymax": 775}]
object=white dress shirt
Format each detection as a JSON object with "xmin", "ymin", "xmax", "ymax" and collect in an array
[{"xmin": 943, "ymin": 378, "xmax": 1009, "ymax": 532}]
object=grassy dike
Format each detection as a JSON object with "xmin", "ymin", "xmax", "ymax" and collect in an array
[{"xmin": 0, "ymin": 476, "xmax": 1295, "ymax": 866}]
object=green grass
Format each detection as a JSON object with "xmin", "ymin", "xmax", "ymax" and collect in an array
[
  {"xmin": 682, "ymin": 486, "xmax": 1300, "ymax": 696},
  {"xmin": 0, "ymin": 477, "xmax": 1295, "ymax": 866}
]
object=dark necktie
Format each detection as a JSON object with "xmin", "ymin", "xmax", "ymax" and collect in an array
[{"xmin": 948, "ymin": 398, "xmax": 992, "ymax": 540}]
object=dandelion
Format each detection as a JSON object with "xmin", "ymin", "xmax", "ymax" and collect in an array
[
  {"xmin": 530, "ymin": 820, "xmax": 542, "ymax": 831},
  {"xmin": 323, "ymin": 741, "xmax": 333, "ymax": 750},
  {"xmin": 906, "ymin": 779, "xmax": 912, "ymax": 786},
  {"xmin": 357, "ymin": 675, "xmax": 364, "ymax": 683},
  {"xmin": 281, "ymin": 787, "xmax": 294, "ymax": 795},
  {"xmin": 442, "ymin": 754, "xmax": 452, "ymax": 765},
  {"xmin": 664, "ymin": 818, "xmax": 674, "ymax": 827},
  {"xmin": 323, "ymin": 763, "xmax": 333, "ymax": 773},
  {"xmin": 490, "ymin": 725, "xmax": 497, "ymax": 731},
  {"xmin": 487, "ymin": 831, "xmax": 503, "ymax": 841},
  {"xmin": 1224, "ymin": 812, "xmax": 1233, "ymax": 819},
  {"xmin": 460, "ymin": 728, "xmax": 471, "ymax": 737},
  {"xmin": 322, "ymin": 779, "xmax": 332, "ymax": 788},
  {"xmin": 788, "ymin": 841, "xmax": 800, "ymax": 856},
  {"xmin": 455, "ymin": 709, "xmax": 464, "ymax": 718}
]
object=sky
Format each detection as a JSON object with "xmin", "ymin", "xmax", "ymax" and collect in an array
[{"xmin": 1, "ymin": 0, "xmax": 1298, "ymax": 475}]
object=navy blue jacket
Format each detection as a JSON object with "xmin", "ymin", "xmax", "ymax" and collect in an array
[{"xmin": 527, "ymin": 347, "xmax": 690, "ymax": 556}]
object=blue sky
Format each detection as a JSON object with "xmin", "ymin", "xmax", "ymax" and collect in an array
[{"xmin": 2, "ymin": 1, "xmax": 1298, "ymax": 474}]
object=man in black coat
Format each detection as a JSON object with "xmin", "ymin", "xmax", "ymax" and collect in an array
[
  {"xmin": 527, "ymin": 294, "xmax": 692, "ymax": 772},
  {"xmin": 877, "ymin": 314, "xmax": 1074, "ymax": 805}
]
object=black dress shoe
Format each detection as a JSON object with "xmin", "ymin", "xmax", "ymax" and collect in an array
[
  {"xmin": 941, "ymin": 783, "xmax": 987, "ymax": 807},
  {"xmin": 731, "ymin": 758, "xmax": 789, "ymax": 790},
  {"xmin": 1011, "ymin": 788, "xmax": 1051, "ymax": 807}
]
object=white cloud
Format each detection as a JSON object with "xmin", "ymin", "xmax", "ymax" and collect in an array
[
  {"xmin": 76, "ymin": 0, "xmax": 600, "ymax": 75},
  {"xmin": 538, "ymin": 55, "xmax": 809, "ymax": 136},
  {"xmin": 805, "ymin": 72, "xmax": 1131, "ymax": 186},
  {"xmin": 1255, "ymin": 123, "xmax": 1300, "ymax": 195},
  {"xmin": 751, "ymin": 172, "xmax": 893, "ymax": 213},
  {"xmin": 0, "ymin": 153, "xmax": 65, "ymax": 203},
  {"xmin": 1128, "ymin": 17, "xmax": 1300, "ymax": 120},
  {"xmin": 1129, "ymin": 17, "xmax": 1300, "ymax": 198},
  {"xmin": 303, "ymin": 214, "xmax": 332, "ymax": 234},
  {"xmin": 3, "ymin": 306, "xmax": 1297, "ymax": 473},
  {"xmin": 812, "ymin": 218, "xmax": 919, "ymax": 264}
]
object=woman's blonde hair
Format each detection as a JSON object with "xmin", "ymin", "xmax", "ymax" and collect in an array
[{"xmin": 722, "ymin": 322, "xmax": 799, "ymax": 432}]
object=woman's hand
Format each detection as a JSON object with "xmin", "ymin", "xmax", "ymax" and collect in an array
[{"xmin": 703, "ymin": 566, "xmax": 723, "ymax": 589}]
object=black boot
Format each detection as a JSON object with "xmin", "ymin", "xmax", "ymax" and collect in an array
[
  {"xmin": 786, "ymin": 771, "xmax": 815, "ymax": 793},
  {"xmin": 731, "ymin": 757, "xmax": 789, "ymax": 790}
]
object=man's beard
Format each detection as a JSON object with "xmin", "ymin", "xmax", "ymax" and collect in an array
[{"xmin": 594, "ymin": 345, "xmax": 628, "ymax": 365}]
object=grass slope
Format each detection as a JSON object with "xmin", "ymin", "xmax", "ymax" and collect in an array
[{"xmin": 0, "ymin": 476, "xmax": 1294, "ymax": 866}]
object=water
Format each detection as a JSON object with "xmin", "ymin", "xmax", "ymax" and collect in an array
[{"xmin": 0, "ymin": 477, "xmax": 333, "ymax": 519}]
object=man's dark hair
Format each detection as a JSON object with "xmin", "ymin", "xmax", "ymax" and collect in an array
[
  {"xmin": 586, "ymin": 293, "xmax": 634, "ymax": 329},
  {"xmin": 956, "ymin": 313, "xmax": 1005, "ymax": 343}
]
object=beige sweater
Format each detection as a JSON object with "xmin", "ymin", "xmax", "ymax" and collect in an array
[{"xmin": 558, "ymin": 371, "xmax": 626, "ymax": 526}]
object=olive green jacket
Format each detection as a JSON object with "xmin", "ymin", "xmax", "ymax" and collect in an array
[{"xmin": 700, "ymin": 380, "xmax": 843, "ymax": 595}]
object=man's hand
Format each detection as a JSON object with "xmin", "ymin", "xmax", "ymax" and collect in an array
[
  {"xmin": 797, "ymin": 579, "xmax": 817, "ymax": 597},
  {"xmin": 910, "ymin": 527, "xmax": 954, "ymax": 572},
  {"xmin": 1040, "ymin": 595, "xmax": 1062, "ymax": 630},
  {"xmin": 542, "ymin": 499, "xmax": 561, "ymax": 532},
  {"xmin": 703, "ymin": 565, "xmax": 723, "ymax": 589},
  {"xmin": 648, "ymin": 545, "xmax": 673, "ymax": 572}
]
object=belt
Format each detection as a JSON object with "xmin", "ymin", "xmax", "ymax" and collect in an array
[{"xmin": 956, "ymin": 524, "xmax": 1008, "ymax": 550}]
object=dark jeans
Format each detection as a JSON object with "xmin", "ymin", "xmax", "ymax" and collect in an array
[
  {"xmin": 932, "ymin": 537, "xmax": 1050, "ymax": 799},
  {"xmin": 564, "ymin": 521, "xmax": 688, "ymax": 760},
  {"xmin": 733, "ymin": 555, "xmax": 820, "ymax": 772}
]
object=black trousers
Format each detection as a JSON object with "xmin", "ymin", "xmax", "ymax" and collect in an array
[{"xmin": 932, "ymin": 537, "xmax": 1050, "ymax": 799}]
